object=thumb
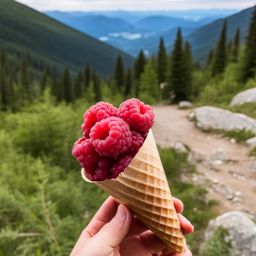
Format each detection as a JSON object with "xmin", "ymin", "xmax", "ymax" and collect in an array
[{"xmin": 92, "ymin": 204, "xmax": 132, "ymax": 247}]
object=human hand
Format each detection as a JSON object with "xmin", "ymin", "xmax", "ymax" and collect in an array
[{"xmin": 70, "ymin": 197, "xmax": 194, "ymax": 256}]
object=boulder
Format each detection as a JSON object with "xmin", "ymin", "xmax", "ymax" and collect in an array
[
  {"xmin": 202, "ymin": 211, "xmax": 256, "ymax": 256},
  {"xmin": 246, "ymin": 137, "xmax": 256, "ymax": 146},
  {"xmin": 178, "ymin": 101, "xmax": 193, "ymax": 109},
  {"xmin": 230, "ymin": 88, "xmax": 256, "ymax": 107},
  {"xmin": 194, "ymin": 106, "xmax": 256, "ymax": 134},
  {"xmin": 172, "ymin": 141, "xmax": 188, "ymax": 153}
]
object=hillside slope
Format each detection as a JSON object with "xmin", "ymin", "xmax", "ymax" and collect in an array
[
  {"xmin": 0, "ymin": 0, "xmax": 133, "ymax": 75},
  {"xmin": 186, "ymin": 6, "xmax": 254, "ymax": 63}
]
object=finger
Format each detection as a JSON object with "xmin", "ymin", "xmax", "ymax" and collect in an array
[
  {"xmin": 139, "ymin": 230, "xmax": 170, "ymax": 253},
  {"xmin": 172, "ymin": 197, "xmax": 184, "ymax": 213},
  {"xmin": 126, "ymin": 217, "xmax": 148, "ymax": 237},
  {"xmin": 178, "ymin": 214, "xmax": 194, "ymax": 234},
  {"xmin": 92, "ymin": 204, "xmax": 132, "ymax": 247},
  {"xmin": 84, "ymin": 196, "xmax": 118, "ymax": 238}
]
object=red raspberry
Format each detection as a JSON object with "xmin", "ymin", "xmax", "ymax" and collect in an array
[
  {"xmin": 81, "ymin": 102, "xmax": 117, "ymax": 137},
  {"xmin": 111, "ymin": 154, "xmax": 134, "ymax": 179},
  {"xmin": 72, "ymin": 137, "xmax": 99, "ymax": 173},
  {"xmin": 92, "ymin": 157, "xmax": 114, "ymax": 181},
  {"xmin": 117, "ymin": 98, "xmax": 154, "ymax": 133},
  {"xmin": 130, "ymin": 131, "xmax": 145, "ymax": 153},
  {"xmin": 90, "ymin": 117, "xmax": 132, "ymax": 157}
]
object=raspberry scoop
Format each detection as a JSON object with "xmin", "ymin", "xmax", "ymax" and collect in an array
[
  {"xmin": 90, "ymin": 116, "xmax": 132, "ymax": 157},
  {"xmin": 117, "ymin": 98, "xmax": 154, "ymax": 133},
  {"xmin": 82, "ymin": 102, "xmax": 117, "ymax": 137},
  {"xmin": 111, "ymin": 154, "xmax": 134, "ymax": 179},
  {"xmin": 130, "ymin": 131, "xmax": 145, "ymax": 154}
]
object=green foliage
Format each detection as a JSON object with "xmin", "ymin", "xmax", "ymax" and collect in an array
[
  {"xmin": 212, "ymin": 20, "xmax": 228, "ymax": 76},
  {"xmin": 114, "ymin": 55, "xmax": 125, "ymax": 91},
  {"xmin": 241, "ymin": 8, "xmax": 256, "ymax": 82},
  {"xmin": 223, "ymin": 129, "xmax": 255, "ymax": 143},
  {"xmin": 140, "ymin": 59, "xmax": 160, "ymax": 104},
  {"xmin": 200, "ymin": 228, "xmax": 232, "ymax": 256},
  {"xmin": 232, "ymin": 28, "xmax": 240, "ymax": 62},
  {"xmin": 0, "ymin": 0, "xmax": 133, "ymax": 77},
  {"xmin": 134, "ymin": 50, "xmax": 146, "ymax": 97},
  {"xmin": 251, "ymin": 147, "xmax": 256, "ymax": 156}
]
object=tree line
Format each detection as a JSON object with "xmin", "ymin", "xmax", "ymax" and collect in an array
[{"xmin": 0, "ymin": 8, "xmax": 255, "ymax": 111}]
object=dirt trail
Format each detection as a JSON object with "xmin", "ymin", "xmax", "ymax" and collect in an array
[{"xmin": 153, "ymin": 105, "xmax": 256, "ymax": 215}]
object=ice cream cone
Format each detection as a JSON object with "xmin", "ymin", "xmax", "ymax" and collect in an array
[{"xmin": 81, "ymin": 129, "xmax": 186, "ymax": 253}]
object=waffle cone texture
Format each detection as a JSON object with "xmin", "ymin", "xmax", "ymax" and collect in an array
[{"xmin": 81, "ymin": 129, "xmax": 186, "ymax": 253}]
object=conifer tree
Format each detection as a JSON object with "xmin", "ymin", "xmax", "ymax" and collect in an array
[
  {"xmin": 169, "ymin": 28, "xmax": 189, "ymax": 101},
  {"xmin": 92, "ymin": 72, "xmax": 102, "ymax": 102},
  {"xmin": 183, "ymin": 41, "xmax": 193, "ymax": 97},
  {"xmin": 140, "ymin": 59, "xmax": 160, "ymax": 101},
  {"xmin": 124, "ymin": 68, "xmax": 132, "ymax": 97},
  {"xmin": 212, "ymin": 20, "xmax": 228, "ymax": 76},
  {"xmin": 62, "ymin": 67, "xmax": 74, "ymax": 103},
  {"xmin": 157, "ymin": 37, "xmax": 168, "ymax": 84},
  {"xmin": 134, "ymin": 50, "xmax": 146, "ymax": 97},
  {"xmin": 241, "ymin": 8, "xmax": 256, "ymax": 82},
  {"xmin": 232, "ymin": 27, "xmax": 240, "ymax": 62},
  {"xmin": 20, "ymin": 60, "xmax": 32, "ymax": 102},
  {"xmin": 41, "ymin": 68, "xmax": 50, "ymax": 93},
  {"xmin": 114, "ymin": 55, "xmax": 125, "ymax": 91},
  {"xmin": 84, "ymin": 65, "xmax": 91, "ymax": 90},
  {"xmin": 0, "ymin": 51, "xmax": 8, "ymax": 110},
  {"xmin": 207, "ymin": 49, "xmax": 214, "ymax": 67},
  {"xmin": 134, "ymin": 50, "xmax": 146, "ymax": 80},
  {"xmin": 74, "ymin": 71, "xmax": 83, "ymax": 99}
]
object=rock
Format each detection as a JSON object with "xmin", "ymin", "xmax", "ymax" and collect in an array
[
  {"xmin": 194, "ymin": 106, "xmax": 256, "ymax": 134},
  {"xmin": 210, "ymin": 150, "xmax": 230, "ymax": 162},
  {"xmin": 172, "ymin": 141, "xmax": 188, "ymax": 153},
  {"xmin": 230, "ymin": 138, "xmax": 236, "ymax": 144},
  {"xmin": 178, "ymin": 101, "xmax": 193, "ymax": 109},
  {"xmin": 202, "ymin": 211, "xmax": 256, "ymax": 256},
  {"xmin": 230, "ymin": 88, "xmax": 256, "ymax": 106},
  {"xmin": 250, "ymin": 163, "xmax": 256, "ymax": 173},
  {"xmin": 188, "ymin": 151, "xmax": 205, "ymax": 164},
  {"xmin": 187, "ymin": 111, "xmax": 195, "ymax": 121},
  {"xmin": 246, "ymin": 137, "xmax": 256, "ymax": 146}
]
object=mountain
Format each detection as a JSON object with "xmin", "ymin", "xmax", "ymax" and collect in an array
[
  {"xmin": 46, "ymin": 12, "xmax": 134, "ymax": 37},
  {"xmin": 0, "ymin": 0, "xmax": 133, "ymax": 76},
  {"xmin": 185, "ymin": 6, "xmax": 255, "ymax": 63},
  {"xmin": 46, "ymin": 11, "xmax": 215, "ymax": 56}
]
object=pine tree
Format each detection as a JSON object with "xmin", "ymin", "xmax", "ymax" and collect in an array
[
  {"xmin": 134, "ymin": 50, "xmax": 146, "ymax": 80},
  {"xmin": 0, "ymin": 50, "xmax": 8, "ymax": 110},
  {"xmin": 241, "ymin": 8, "xmax": 256, "ymax": 82},
  {"xmin": 41, "ymin": 68, "xmax": 50, "ymax": 93},
  {"xmin": 169, "ymin": 28, "xmax": 189, "ymax": 101},
  {"xmin": 114, "ymin": 55, "xmax": 125, "ymax": 91},
  {"xmin": 140, "ymin": 59, "xmax": 160, "ymax": 102},
  {"xmin": 20, "ymin": 60, "xmax": 32, "ymax": 102},
  {"xmin": 134, "ymin": 50, "xmax": 146, "ymax": 96},
  {"xmin": 62, "ymin": 67, "xmax": 74, "ymax": 103},
  {"xmin": 157, "ymin": 37, "xmax": 168, "ymax": 84},
  {"xmin": 124, "ymin": 68, "xmax": 132, "ymax": 97},
  {"xmin": 84, "ymin": 65, "xmax": 91, "ymax": 90},
  {"xmin": 212, "ymin": 20, "xmax": 228, "ymax": 76},
  {"xmin": 74, "ymin": 71, "xmax": 83, "ymax": 99},
  {"xmin": 207, "ymin": 49, "xmax": 214, "ymax": 67},
  {"xmin": 232, "ymin": 28, "xmax": 240, "ymax": 62},
  {"xmin": 92, "ymin": 72, "xmax": 102, "ymax": 102},
  {"xmin": 183, "ymin": 41, "xmax": 193, "ymax": 97}
]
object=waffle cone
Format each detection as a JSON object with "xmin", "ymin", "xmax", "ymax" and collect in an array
[{"xmin": 82, "ymin": 129, "xmax": 186, "ymax": 253}]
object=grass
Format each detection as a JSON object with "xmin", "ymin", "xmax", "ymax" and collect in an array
[
  {"xmin": 229, "ymin": 103, "xmax": 256, "ymax": 119},
  {"xmin": 251, "ymin": 147, "xmax": 256, "ymax": 156},
  {"xmin": 223, "ymin": 129, "xmax": 255, "ymax": 143},
  {"xmin": 158, "ymin": 147, "xmax": 217, "ymax": 254}
]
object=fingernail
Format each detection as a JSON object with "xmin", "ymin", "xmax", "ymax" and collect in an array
[{"xmin": 116, "ymin": 204, "xmax": 127, "ymax": 220}]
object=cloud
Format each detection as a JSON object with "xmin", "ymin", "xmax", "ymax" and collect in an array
[{"xmin": 16, "ymin": 0, "xmax": 255, "ymax": 11}]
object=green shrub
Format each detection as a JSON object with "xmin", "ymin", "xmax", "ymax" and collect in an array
[
  {"xmin": 223, "ymin": 129, "xmax": 255, "ymax": 142},
  {"xmin": 200, "ymin": 227, "xmax": 232, "ymax": 256}
]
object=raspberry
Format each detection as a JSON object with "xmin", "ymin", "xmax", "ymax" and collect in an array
[
  {"xmin": 117, "ymin": 98, "xmax": 154, "ymax": 133},
  {"xmin": 130, "ymin": 131, "xmax": 145, "ymax": 153},
  {"xmin": 72, "ymin": 137, "xmax": 99, "ymax": 173},
  {"xmin": 81, "ymin": 102, "xmax": 117, "ymax": 137},
  {"xmin": 90, "ymin": 117, "xmax": 132, "ymax": 157},
  {"xmin": 92, "ymin": 157, "xmax": 114, "ymax": 181},
  {"xmin": 111, "ymin": 154, "xmax": 134, "ymax": 179}
]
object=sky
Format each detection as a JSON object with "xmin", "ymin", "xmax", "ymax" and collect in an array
[{"xmin": 15, "ymin": 0, "xmax": 255, "ymax": 11}]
